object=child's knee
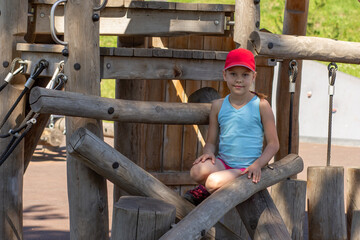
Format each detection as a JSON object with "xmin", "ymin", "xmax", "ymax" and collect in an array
[
  {"xmin": 190, "ymin": 163, "xmax": 208, "ymax": 182},
  {"xmin": 205, "ymin": 173, "xmax": 222, "ymax": 193}
]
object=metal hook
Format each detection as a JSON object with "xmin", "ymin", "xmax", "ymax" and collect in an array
[
  {"xmin": 94, "ymin": 0, "xmax": 108, "ymax": 11},
  {"xmin": 328, "ymin": 62, "xmax": 337, "ymax": 86},
  {"xmin": 50, "ymin": 0, "xmax": 68, "ymax": 46}
]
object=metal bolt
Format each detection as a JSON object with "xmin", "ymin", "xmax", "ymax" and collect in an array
[
  {"xmin": 3, "ymin": 61, "xmax": 9, "ymax": 68},
  {"xmin": 108, "ymin": 107, "xmax": 114, "ymax": 114},
  {"xmin": 112, "ymin": 162, "xmax": 119, "ymax": 169},
  {"xmin": 106, "ymin": 63, "xmax": 111, "ymax": 69},
  {"xmin": 74, "ymin": 63, "xmax": 81, "ymax": 70},
  {"xmin": 40, "ymin": 12, "xmax": 45, "ymax": 18},
  {"xmin": 214, "ymin": 20, "xmax": 219, "ymax": 25},
  {"xmin": 255, "ymin": 21, "xmax": 260, "ymax": 28},
  {"xmin": 92, "ymin": 13, "xmax": 100, "ymax": 22},
  {"xmin": 254, "ymin": 0, "xmax": 260, "ymax": 4},
  {"xmin": 268, "ymin": 42, "xmax": 274, "ymax": 49},
  {"xmin": 201, "ymin": 230, "xmax": 206, "ymax": 236},
  {"xmin": 62, "ymin": 48, "xmax": 69, "ymax": 57}
]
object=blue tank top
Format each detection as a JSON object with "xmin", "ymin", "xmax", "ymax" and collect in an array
[{"xmin": 217, "ymin": 95, "xmax": 264, "ymax": 168}]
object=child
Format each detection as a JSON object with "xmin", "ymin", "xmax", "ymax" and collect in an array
[{"xmin": 184, "ymin": 48, "xmax": 279, "ymax": 206}]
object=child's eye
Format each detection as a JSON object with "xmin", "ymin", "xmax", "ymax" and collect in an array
[
  {"xmin": 243, "ymin": 73, "xmax": 249, "ymax": 77},
  {"xmin": 230, "ymin": 73, "xmax": 237, "ymax": 77}
]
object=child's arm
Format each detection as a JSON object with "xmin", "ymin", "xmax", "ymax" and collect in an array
[
  {"xmin": 193, "ymin": 99, "xmax": 222, "ymax": 165},
  {"xmin": 243, "ymin": 99, "xmax": 280, "ymax": 183}
]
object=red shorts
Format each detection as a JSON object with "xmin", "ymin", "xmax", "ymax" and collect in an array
[{"xmin": 218, "ymin": 158, "xmax": 246, "ymax": 172}]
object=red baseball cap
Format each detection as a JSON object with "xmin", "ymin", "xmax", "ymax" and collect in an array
[{"xmin": 224, "ymin": 48, "xmax": 256, "ymax": 72}]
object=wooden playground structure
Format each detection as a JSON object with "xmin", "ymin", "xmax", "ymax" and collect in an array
[{"xmin": 1, "ymin": 0, "xmax": 360, "ymax": 239}]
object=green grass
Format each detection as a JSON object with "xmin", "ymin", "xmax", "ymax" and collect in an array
[{"xmin": 100, "ymin": 0, "xmax": 360, "ymax": 98}]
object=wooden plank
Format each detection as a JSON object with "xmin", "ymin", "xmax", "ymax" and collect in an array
[
  {"xmin": 159, "ymin": 154, "xmax": 302, "ymax": 240},
  {"xmin": 63, "ymin": 1, "xmax": 109, "ymax": 239},
  {"xmin": 102, "ymin": 56, "xmax": 224, "ymax": 81},
  {"xmin": 33, "ymin": 5, "xmax": 226, "ymax": 36},
  {"xmin": 150, "ymin": 172, "xmax": 197, "ymax": 185},
  {"xmin": 0, "ymin": 1, "xmax": 28, "ymax": 239},
  {"xmin": 29, "ymin": 87, "xmax": 212, "ymax": 124},
  {"xmin": 68, "ymin": 127, "xmax": 243, "ymax": 240}
]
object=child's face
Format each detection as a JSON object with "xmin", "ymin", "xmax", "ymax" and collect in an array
[{"xmin": 223, "ymin": 66, "xmax": 256, "ymax": 95}]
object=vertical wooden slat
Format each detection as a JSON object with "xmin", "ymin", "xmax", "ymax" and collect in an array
[
  {"xmin": 0, "ymin": 1, "xmax": 27, "ymax": 239},
  {"xmin": 64, "ymin": 0, "xmax": 109, "ymax": 239}
]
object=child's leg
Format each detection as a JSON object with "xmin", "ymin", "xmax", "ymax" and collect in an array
[
  {"xmin": 205, "ymin": 168, "xmax": 245, "ymax": 193},
  {"xmin": 190, "ymin": 158, "xmax": 226, "ymax": 185}
]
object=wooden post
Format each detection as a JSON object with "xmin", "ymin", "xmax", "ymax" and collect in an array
[
  {"xmin": 0, "ymin": 0, "xmax": 27, "ymax": 239},
  {"xmin": 29, "ymin": 87, "xmax": 211, "ymax": 124},
  {"xmin": 159, "ymin": 154, "xmax": 302, "ymax": 240},
  {"xmin": 271, "ymin": 179, "xmax": 307, "ymax": 239},
  {"xmin": 234, "ymin": 0, "xmax": 260, "ymax": 49},
  {"xmin": 68, "ymin": 127, "xmax": 242, "ymax": 240},
  {"xmin": 236, "ymin": 189, "xmax": 291, "ymax": 240},
  {"xmin": 307, "ymin": 167, "xmax": 347, "ymax": 240},
  {"xmin": 346, "ymin": 168, "xmax": 360, "ymax": 240},
  {"xmin": 111, "ymin": 196, "xmax": 176, "ymax": 240},
  {"xmin": 64, "ymin": 0, "xmax": 109, "ymax": 239}
]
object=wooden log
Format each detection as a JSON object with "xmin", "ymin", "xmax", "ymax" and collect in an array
[
  {"xmin": 29, "ymin": 87, "xmax": 211, "ymax": 124},
  {"xmin": 271, "ymin": 179, "xmax": 307, "ymax": 239},
  {"xmin": 111, "ymin": 196, "xmax": 176, "ymax": 240},
  {"xmin": 236, "ymin": 189, "xmax": 290, "ymax": 240},
  {"xmin": 347, "ymin": 168, "xmax": 360, "ymax": 240},
  {"xmin": 64, "ymin": 0, "xmax": 109, "ymax": 239},
  {"xmin": 307, "ymin": 166, "xmax": 347, "ymax": 240},
  {"xmin": 159, "ymin": 154, "xmax": 303, "ymax": 240},
  {"xmin": 234, "ymin": 0, "xmax": 259, "ymax": 48},
  {"xmin": 68, "ymin": 127, "xmax": 243, "ymax": 240},
  {"xmin": 0, "ymin": 0, "xmax": 28, "ymax": 239},
  {"xmin": 250, "ymin": 30, "xmax": 360, "ymax": 64}
]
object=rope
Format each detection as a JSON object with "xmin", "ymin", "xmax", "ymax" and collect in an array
[{"xmin": 326, "ymin": 62, "xmax": 337, "ymax": 166}]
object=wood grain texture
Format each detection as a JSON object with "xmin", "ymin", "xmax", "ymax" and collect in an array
[
  {"xmin": 307, "ymin": 166, "xmax": 347, "ymax": 240},
  {"xmin": 68, "ymin": 127, "xmax": 243, "ymax": 240},
  {"xmin": 64, "ymin": 1, "xmax": 109, "ymax": 239},
  {"xmin": 111, "ymin": 196, "xmax": 176, "ymax": 240},
  {"xmin": 160, "ymin": 154, "xmax": 303, "ymax": 240},
  {"xmin": 0, "ymin": 1, "xmax": 28, "ymax": 239},
  {"xmin": 29, "ymin": 87, "xmax": 211, "ymax": 124},
  {"xmin": 347, "ymin": 168, "xmax": 360, "ymax": 240}
]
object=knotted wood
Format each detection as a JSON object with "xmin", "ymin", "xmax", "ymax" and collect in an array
[
  {"xmin": 29, "ymin": 87, "xmax": 211, "ymax": 124},
  {"xmin": 68, "ymin": 127, "xmax": 242, "ymax": 240},
  {"xmin": 347, "ymin": 168, "xmax": 360, "ymax": 240},
  {"xmin": 160, "ymin": 154, "xmax": 303, "ymax": 240}
]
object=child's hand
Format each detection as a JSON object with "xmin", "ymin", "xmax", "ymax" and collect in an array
[
  {"xmin": 193, "ymin": 153, "xmax": 216, "ymax": 165},
  {"xmin": 242, "ymin": 162, "xmax": 262, "ymax": 183}
]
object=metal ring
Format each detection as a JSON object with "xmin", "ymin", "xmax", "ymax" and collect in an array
[
  {"xmin": 50, "ymin": 0, "xmax": 68, "ymax": 46},
  {"xmin": 94, "ymin": 0, "xmax": 108, "ymax": 11},
  {"xmin": 289, "ymin": 59, "xmax": 298, "ymax": 68},
  {"xmin": 327, "ymin": 62, "xmax": 338, "ymax": 71}
]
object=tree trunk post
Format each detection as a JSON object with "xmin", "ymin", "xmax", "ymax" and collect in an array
[
  {"xmin": 111, "ymin": 196, "xmax": 176, "ymax": 240},
  {"xmin": 0, "ymin": 0, "xmax": 27, "ymax": 239},
  {"xmin": 64, "ymin": 0, "xmax": 109, "ymax": 239},
  {"xmin": 307, "ymin": 166, "xmax": 347, "ymax": 240}
]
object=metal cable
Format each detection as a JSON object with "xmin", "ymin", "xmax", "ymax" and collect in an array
[
  {"xmin": 288, "ymin": 60, "xmax": 298, "ymax": 154},
  {"xmin": 326, "ymin": 62, "xmax": 337, "ymax": 166}
]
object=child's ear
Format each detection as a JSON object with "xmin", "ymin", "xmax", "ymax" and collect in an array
[{"xmin": 222, "ymin": 70, "xmax": 227, "ymax": 81}]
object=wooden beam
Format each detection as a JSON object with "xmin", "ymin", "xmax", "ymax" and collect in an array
[
  {"xmin": 64, "ymin": 0, "xmax": 109, "ymax": 239},
  {"xmin": 159, "ymin": 154, "xmax": 302, "ymax": 240},
  {"xmin": 234, "ymin": 0, "xmax": 260, "ymax": 48},
  {"xmin": 68, "ymin": 127, "xmax": 244, "ymax": 240},
  {"xmin": 30, "ymin": 3, "xmax": 230, "ymax": 36},
  {"xmin": 250, "ymin": 30, "xmax": 360, "ymax": 64},
  {"xmin": 150, "ymin": 172, "xmax": 197, "ymax": 186},
  {"xmin": 29, "ymin": 87, "xmax": 211, "ymax": 124},
  {"xmin": 346, "ymin": 168, "xmax": 360, "ymax": 240},
  {"xmin": 0, "ymin": 0, "xmax": 28, "ymax": 239}
]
